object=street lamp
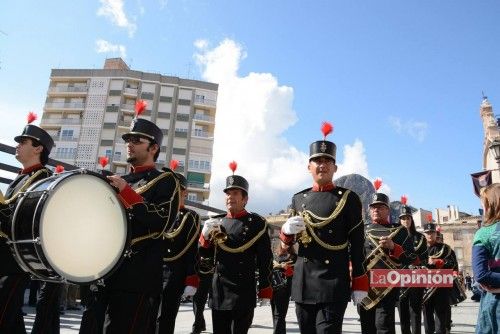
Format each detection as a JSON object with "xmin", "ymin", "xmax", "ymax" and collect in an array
[{"xmin": 489, "ymin": 138, "xmax": 500, "ymax": 169}]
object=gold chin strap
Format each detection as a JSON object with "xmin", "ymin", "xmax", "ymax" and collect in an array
[{"xmin": 0, "ymin": 169, "xmax": 47, "ymax": 205}]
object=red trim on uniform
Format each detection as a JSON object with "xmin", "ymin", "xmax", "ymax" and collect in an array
[
  {"xmin": 130, "ymin": 165, "xmax": 156, "ymax": 173},
  {"xmin": 434, "ymin": 259, "xmax": 444, "ymax": 269},
  {"xmin": 413, "ymin": 257, "xmax": 421, "ymax": 266},
  {"xmin": 389, "ymin": 243, "xmax": 404, "ymax": 259},
  {"xmin": 352, "ymin": 274, "xmax": 369, "ymax": 292},
  {"xmin": 118, "ymin": 184, "xmax": 144, "ymax": 208},
  {"xmin": 258, "ymin": 286, "xmax": 273, "ymax": 299},
  {"xmin": 312, "ymin": 182, "xmax": 335, "ymax": 192},
  {"xmin": 185, "ymin": 274, "xmax": 200, "ymax": 288},
  {"xmin": 180, "ymin": 205, "xmax": 185, "ymax": 209},
  {"xmin": 199, "ymin": 234, "xmax": 211, "ymax": 248},
  {"xmin": 226, "ymin": 209, "xmax": 248, "ymax": 219},
  {"xmin": 20, "ymin": 163, "xmax": 43, "ymax": 174},
  {"xmin": 279, "ymin": 230, "xmax": 295, "ymax": 245},
  {"xmin": 284, "ymin": 266, "xmax": 294, "ymax": 277}
]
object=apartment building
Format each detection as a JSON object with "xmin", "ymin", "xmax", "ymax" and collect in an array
[{"xmin": 40, "ymin": 57, "xmax": 218, "ymax": 203}]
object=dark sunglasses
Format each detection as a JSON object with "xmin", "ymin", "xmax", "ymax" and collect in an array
[{"xmin": 124, "ymin": 136, "xmax": 150, "ymax": 145}]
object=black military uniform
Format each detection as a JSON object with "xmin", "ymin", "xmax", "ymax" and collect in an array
[
  {"xmin": 397, "ymin": 205, "xmax": 428, "ymax": 334},
  {"xmin": 281, "ymin": 135, "xmax": 368, "ymax": 334},
  {"xmin": 80, "ymin": 117, "xmax": 180, "ymax": 334},
  {"xmin": 199, "ymin": 171, "xmax": 273, "ymax": 334},
  {"xmin": 191, "ymin": 245, "xmax": 214, "ymax": 334},
  {"xmin": 156, "ymin": 172, "xmax": 200, "ymax": 334},
  {"xmin": 0, "ymin": 120, "xmax": 54, "ymax": 333},
  {"xmin": 359, "ymin": 192, "xmax": 414, "ymax": 334},
  {"xmin": 422, "ymin": 224, "xmax": 456, "ymax": 334},
  {"xmin": 270, "ymin": 245, "xmax": 297, "ymax": 334}
]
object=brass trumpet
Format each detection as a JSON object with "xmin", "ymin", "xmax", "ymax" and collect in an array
[{"xmin": 209, "ymin": 225, "xmax": 227, "ymax": 244}]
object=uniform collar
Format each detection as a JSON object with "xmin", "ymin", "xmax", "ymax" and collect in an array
[
  {"xmin": 227, "ymin": 209, "xmax": 248, "ymax": 219},
  {"xmin": 20, "ymin": 163, "xmax": 44, "ymax": 175},
  {"xmin": 130, "ymin": 165, "xmax": 155, "ymax": 174},
  {"xmin": 312, "ymin": 182, "xmax": 335, "ymax": 192}
]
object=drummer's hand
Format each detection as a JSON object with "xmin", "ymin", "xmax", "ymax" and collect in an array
[
  {"xmin": 107, "ymin": 175, "xmax": 128, "ymax": 192},
  {"xmin": 378, "ymin": 236, "xmax": 394, "ymax": 250}
]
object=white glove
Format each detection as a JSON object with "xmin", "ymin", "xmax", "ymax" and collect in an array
[
  {"xmin": 259, "ymin": 298, "xmax": 271, "ymax": 307},
  {"xmin": 351, "ymin": 290, "xmax": 368, "ymax": 305},
  {"xmin": 201, "ymin": 218, "xmax": 220, "ymax": 239},
  {"xmin": 182, "ymin": 285, "xmax": 197, "ymax": 298},
  {"xmin": 281, "ymin": 216, "xmax": 306, "ymax": 235}
]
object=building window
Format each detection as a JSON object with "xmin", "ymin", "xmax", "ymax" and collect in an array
[
  {"xmin": 442, "ymin": 217, "xmax": 448, "ymax": 222},
  {"xmin": 453, "ymin": 231, "xmax": 463, "ymax": 241},
  {"xmin": 187, "ymin": 193, "xmax": 198, "ymax": 202},
  {"xmin": 105, "ymin": 149, "xmax": 112, "ymax": 160},
  {"xmin": 61, "ymin": 129, "xmax": 74, "ymax": 140},
  {"xmin": 455, "ymin": 247, "xmax": 464, "ymax": 260}
]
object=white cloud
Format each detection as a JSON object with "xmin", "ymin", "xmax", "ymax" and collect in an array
[
  {"xmin": 388, "ymin": 116, "xmax": 428, "ymax": 142},
  {"xmin": 195, "ymin": 39, "xmax": 377, "ymax": 214},
  {"xmin": 95, "ymin": 39, "xmax": 127, "ymax": 59},
  {"xmin": 97, "ymin": 0, "xmax": 137, "ymax": 37}
]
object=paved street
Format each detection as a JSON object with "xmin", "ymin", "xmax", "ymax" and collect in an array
[{"xmin": 22, "ymin": 291, "xmax": 479, "ymax": 333}]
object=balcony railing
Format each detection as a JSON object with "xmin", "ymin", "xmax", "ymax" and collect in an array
[
  {"xmin": 193, "ymin": 114, "xmax": 215, "ymax": 122},
  {"xmin": 123, "ymin": 88, "xmax": 138, "ymax": 95},
  {"xmin": 45, "ymin": 102, "xmax": 85, "ymax": 109},
  {"xmin": 187, "ymin": 182, "xmax": 209, "ymax": 190},
  {"xmin": 41, "ymin": 118, "xmax": 82, "ymax": 125},
  {"xmin": 194, "ymin": 97, "xmax": 217, "ymax": 107},
  {"xmin": 52, "ymin": 136, "xmax": 79, "ymax": 142},
  {"xmin": 121, "ymin": 103, "xmax": 135, "ymax": 112},
  {"xmin": 192, "ymin": 131, "xmax": 213, "ymax": 138},
  {"xmin": 52, "ymin": 153, "xmax": 77, "ymax": 160},
  {"xmin": 48, "ymin": 86, "xmax": 88, "ymax": 93}
]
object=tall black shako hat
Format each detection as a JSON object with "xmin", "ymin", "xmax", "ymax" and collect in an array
[
  {"xmin": 399, "ymin": 195, "xmax": 412, "ymax": 218},
  {"xmin": 224, "ymin": 161, "xmax": 249, "ymax": 195},
  {"xmin": 309, "ymin": 121, "xmax": 336, "ymax": 162},
  {"xmin": 370, "ymin": 178, "xmax": 390, "ymax": 208},
  {"xmin": 423, "ymin": 213, "xmax": 436, "ymax": 232},
  {"xmin": 170, "ymin": 160, "xmax": 187, "ymax": 190},
  {"xmin": 122, "ymin": 100, "xmax": 163, "ymax": 145},
  {"xmin": 14, "ymin": 112, "xmax": 54, "ymax": 153}
]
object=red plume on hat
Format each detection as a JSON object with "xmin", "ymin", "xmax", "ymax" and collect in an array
[
  {"xmin": 321, "ymin": 122, "xmax": 333, "ymax": 140},
  {"xmin": 229, "ymin": 161, "xmax": 237, "ymax": 175},
  {"xmin": 426, "ymin": 213, "xmax": 433, "ymax": 223},
  {"xmin": 373, "ymin": 178, "xmax": 382, "ymax": 191},
  {"xmin": 400, "ymin": 195, "xmax": 408, "ymax": 205},
  {"xmin": 135, "ymin": 99, "xmax": 147, "ymax": 117},
  {"xmin": 170, "ymin": 159, "xmax": 179, "ymax": 171},
  {"xmin": 98, "ymin": 156, "xmax": 109, "ymax": 168},
  {"xmin": 27, "ymin": 112, "xmax": 37, "ymax": 124},
  {"xmin": 55, "ymin": 165, "xmax": 65, "ymax": 174}
]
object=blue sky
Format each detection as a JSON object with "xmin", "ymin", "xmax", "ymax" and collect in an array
[{"xmin": 0, "ymin": 0, "xmax": 498, "ymax": 215}]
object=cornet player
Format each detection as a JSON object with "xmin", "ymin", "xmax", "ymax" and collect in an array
[
  {"xmin": 199, "ymin": 161, "xmax": 272, "ymax": 334},
  {"xmin": 280, "ymin": 122, "xmax": 368, "ymax": 334}
]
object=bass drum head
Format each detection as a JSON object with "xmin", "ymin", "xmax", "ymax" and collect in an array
[{"xmin": 39, "ymin": 173, "xmax": 127, "ymax": 283}]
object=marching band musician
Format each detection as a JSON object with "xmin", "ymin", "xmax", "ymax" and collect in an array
[
  {"xmin": 156, "ymin": 160, "xmax": 200, "ymax": 334},
  {"xmin": 280, "ymin": 122, "xmax": 369, "ymax": 334},
  {"xmin": 397, "ymin": 196, "xmax": 428, "ymax": 334},
  {"xmin": 79, "ymin": 101, "xmax": 180, "ymax": 333},
  {"xmin": 422, "ymin": 221, "xmax": 456, "ymax": 334},
  {"xmin": 359, "ymin": 181, "xmax": 414, "ymax": 334},
  {"xmin": 199, "ymin": 161, "xmax": 273, "ymax": 334},
  {"xmin": 0, "ymin": 112, "xmax": 54, "ymax": 333},
  {"xmin": 190, "ymin": 246, "xmax": 213, "ymax": 334},
  {"xmin": 270, "ymin": 239, "xmax": 297, "ymax": 334}
]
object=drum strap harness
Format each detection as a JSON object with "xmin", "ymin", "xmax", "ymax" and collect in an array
[
  {"xmin": 128, "ymin": 171, "xmax": 180, "ymax": 249},
  {"xmin": 0, "ymin": 169, "xmax": 48, "ymax": 240},
  {"xmin": 163, "ymin": 211, "xmax": 200, "ymax": 262}
]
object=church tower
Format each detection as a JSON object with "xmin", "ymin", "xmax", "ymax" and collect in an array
[{"xmin": 479, "ymin": 96, "xmax": 500, "ymax": 182}]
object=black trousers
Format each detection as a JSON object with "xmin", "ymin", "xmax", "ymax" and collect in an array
[
  {"xmin": 397, "ymin": 288, "xmax": 424, "ymax": 334},
  {"xmin": 0, "ymin": 274, "xmax": 29, "ymax": 334},
  {"xmin": 156, "ymin": 269, "xmax": 185, "ymax": 334},
  {"xmin": 359, "ymin": 289, "xmax": 398, "ymax": 334},
  {"xmin": 271, "ymin": 279, "xmax": 292, "ymax": 334},
  {"xmin": 212, "ymin": 308, "xmax": 254, "ymax": 334},
  {"xmin": 29, "ymin": 279, "xmax": 40, "ymax": 306},
  {"xmin": 192, "ymin": 274, "xmax": 212, "ymax": 332},
  {"xmin": 423, "ymin": 288, "xmax": 450, "ymax": 334},
  {"xmin": 32, "ymin": 281, "xmax": 63, "ymax": 334},
  {"xmin": 295, "ymin": 301, "xmax": 348, "ymax": 334}
]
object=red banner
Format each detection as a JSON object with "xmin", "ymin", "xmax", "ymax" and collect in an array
[{"xmin": 370, "ymin": 269, "xmax": 454, "ymax": 287}]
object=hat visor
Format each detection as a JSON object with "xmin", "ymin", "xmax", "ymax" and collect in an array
[
  {"xmin": 423, "ymin": 229, "xmax": 436, "ymax": 233},
  {"xmin": 223, "ymin": 185, "xmax": 248, "ymax": 194},
  {"xmin": 122, "ymin": 132, "xmax": 156, "ymax": 142},
  {"xmin": 309, "ymin": 153, "xmax": 335, "ymax": 161},
  {"xmin": 399, "ymin": 213, "xmax": 412, "ymax": 218},
  {"xmin": 369, "ymin": 201, "xmax": 389, "ymax": 208},
  {"xmin": 14, "ymin": 134, "xmax": 41, "ymax": 143}
]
